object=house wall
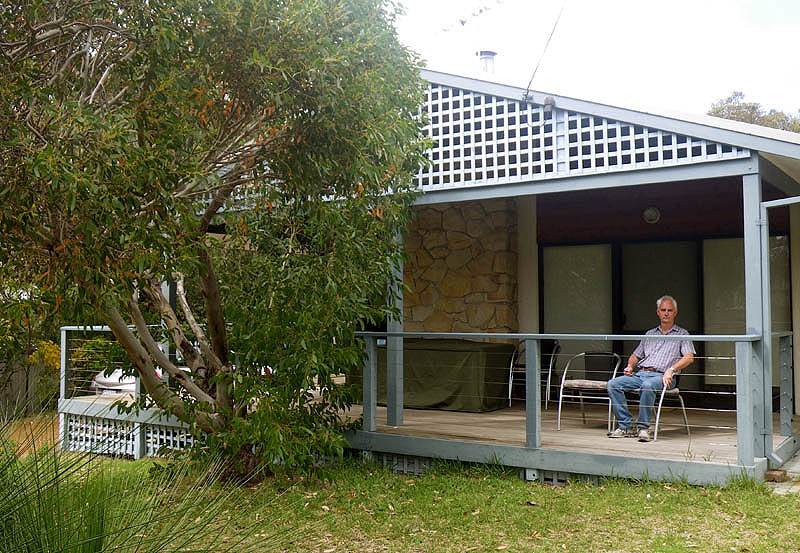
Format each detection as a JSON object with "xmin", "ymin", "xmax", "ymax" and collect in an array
[
  {"xmin": 403, "ymin": 199, "xmax": 518, "ymax": 333},
  {"xmin": 517, "ymin": 195, "xmax": 539, "ymax": 333},
  {"xmin": 541, "ymin": 244, "xmax": 614, "ymax": 372},
  {"xmin": 703, "ymin": 236, "xmax": 791, "ymax": 387}
]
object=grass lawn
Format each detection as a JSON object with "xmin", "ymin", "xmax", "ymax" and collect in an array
[
  {"xmin": 218, "ymin": 458, "xmax": 800, "ymax": 553},
  {"xmin": 8, "ymin": 414, "xmax": 797, "ymax": 552}
]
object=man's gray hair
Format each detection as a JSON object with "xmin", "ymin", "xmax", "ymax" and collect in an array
[{"xmin": 656, "ymin": 295, "xmax": 678, "ymax": 311}]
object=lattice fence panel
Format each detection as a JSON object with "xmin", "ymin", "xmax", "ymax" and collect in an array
[
  {"xmin": 416, "ymin": 82, "xmax": 750, "ymax": 192},
  {"xmin": 380, "ymin": 453, "xmax": 432, "ymax": 475},
  {"xmin": 65, "ymin": 414, "xmax": 136, "ymax": 457},
  {"xmin": 145, "ymin": 423, "xmax": 195, "ymax": 457}
]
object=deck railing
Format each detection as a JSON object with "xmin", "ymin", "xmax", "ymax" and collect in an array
[
  {"xmin": 356, "ymin": 331, "xmax": 794, "ymax": 468},
  {"xmin": 58, "ymin": 325, "xmax": 796, "ymax": 471},
  {"xmin": 58, "ymin": 326, "xmax": 191, "ymax": 459}
]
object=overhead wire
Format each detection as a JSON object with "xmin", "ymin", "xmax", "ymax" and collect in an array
[{"xmin": 522, "ymin": 0, "xmax": 568, "ymax": 105}]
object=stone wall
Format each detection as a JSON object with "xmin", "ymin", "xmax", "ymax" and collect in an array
[{"xmin": 403, "ymin": 199, "xmax": 518, "ymax": 333}]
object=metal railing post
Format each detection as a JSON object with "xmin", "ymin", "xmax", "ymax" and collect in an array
[
  {"xmin": 59, "ymin": 327, "xmax": 71, "ymax": 451},
  {"xmin": 386, "ymin": 333, "xmax": 403, "ymax": 427},
  {"xmin": 525, "ymin": 338, "xmax": 541, "ymax": 448},
  {"xmin": 736, "ymin": 341, "xmax": 757, "ymax": 466},
  {"xmin": 779, "ymin": 334, "xmax": 793, "ymax": 436},
  {"xmin": 744, "ymin": 171, "xmax": 766, "ymax": 458},
  {"xmin": 386, "ymin": 248, "xmax": 403, "ymax": 427},
  {"xmin": 363, "ymin": 336, "xmax": 378, "ymax": 432},
  {"xmin": 59, "ymin": 327, "xmax": 71, "ymax": 401}
]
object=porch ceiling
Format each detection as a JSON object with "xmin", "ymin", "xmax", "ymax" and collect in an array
[
  {"xmin": 763, "ymin": 152, "xmax": 800, "ymax": 192},
  {"xmin": 537, "ymin": 177, "xmax": 789, "ymax": 244}
]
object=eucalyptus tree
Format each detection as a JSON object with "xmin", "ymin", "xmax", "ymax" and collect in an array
[
  {"xmin": 709, "ymin": 91, "xmax": 800, "ymax": 132},
  {"xmin": 0, "ymin": 0, "xmax": 427, "ymax": 472}
]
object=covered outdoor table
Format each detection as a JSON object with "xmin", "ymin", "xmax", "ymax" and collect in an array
[{"xmin": 370, "ymin": 338, "xmax": 515, "ymax": 412}]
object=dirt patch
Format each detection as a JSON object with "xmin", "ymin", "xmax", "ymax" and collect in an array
[{"xmin": 4, "ymin": 413, "xmax": 59, "ymax": 453}]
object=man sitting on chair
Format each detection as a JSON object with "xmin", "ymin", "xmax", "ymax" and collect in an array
[{"xmin": 607, "ymin": 295, "xmax": 695, "ymax": 442}]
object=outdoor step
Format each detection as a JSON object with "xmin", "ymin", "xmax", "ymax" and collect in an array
[{"xmin": 765, "ymin": 469, "xmax": 788, "ymax": 483}]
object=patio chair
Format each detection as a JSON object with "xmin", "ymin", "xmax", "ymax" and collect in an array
[
  {"xmin": 609, "ymin": 373, "xmax": 691, "ymax": 441},
  {"xmin": 507, "ymin": 340, "xmax": 561, "ymax": 408},
  {"xmin": 651, "ymin": 376, "xmax": 690, "ymax": 441},
  {"xmin": 557, "ymin": 351, "xmax": 621, "ymax": 432}
]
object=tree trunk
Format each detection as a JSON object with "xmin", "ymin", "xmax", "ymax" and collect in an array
[{"xmin": 226, "ymin": 444, "xmax": 270, "ymax": 482}]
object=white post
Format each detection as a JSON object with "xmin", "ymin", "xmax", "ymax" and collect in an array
[
  {"xmin": 779, "ymin": 335, "xmax": 793, "ymax": 436},
  {"xmin": 58, "ymin": 327, "xmax": 70, "ymax": 451},
  {"xmin": 363, "ymin": 336, "xmax": 377, "ymax": 432},
  {"xmin": 759, "ymin": 196, "xmax": 774, "ymax": 456},
  {"xmin": 736, "ymin": 341, "xmax": 756, "ymax": 467},
  {"xmin": 742, "ymin": 169, "xmax": 766, "ymax": 458},
  {"xmin": 386, "ymin": 235, "xmax": 404, "ymax": 427},
  {"xmin": 524, "ymin": 338, "xmax": 541, "ymax": 448}
]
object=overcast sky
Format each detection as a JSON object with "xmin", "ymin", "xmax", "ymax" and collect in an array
[{"xmin": 394, "ymin": 0, "xmax": 800, "ymax": 117}]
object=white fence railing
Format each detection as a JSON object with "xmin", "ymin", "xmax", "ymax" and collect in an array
[{"xmin": 58, "ymin": 326, "xmax": 191, "ymax": 459}]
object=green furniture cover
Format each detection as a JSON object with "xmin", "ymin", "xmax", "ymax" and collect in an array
[{"xmin": 370, "ymin": 338, "xmax": 514, "ymax": 412}]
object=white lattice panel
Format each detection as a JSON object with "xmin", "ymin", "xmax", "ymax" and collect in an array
[
  {"xmin": 145, "ymin": 423, "xmax": 194, "ymax": 456},
  {"xmin": 66, "ymin": 414, "xmax": 136, "ymax": 456},
  {"xmin": 63, "ymin": 413, "xmax": 192, "ymax": 458},
  {"xmin": 416, "ymin": 83, "xmax": 750, "ymax": 191}
]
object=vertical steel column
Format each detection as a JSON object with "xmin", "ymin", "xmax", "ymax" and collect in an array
[
  {"xmin": 59, "ymin": 327, "xmax": 71, "ymax": 451},
  {"xmin": 525, "ymin": 338, "xmax": 541, "ymax": 448},
  {"xmin": 743, "ymin": 170, "xmax": 766, "ymax": 458},
  {"xmin": 386, "ymin": 245, "xmax": 404, "ymax": 426},
  {"xmin": 759, "ymin": 192, "xmax": 775, "ymax": 456},
  {"xmin": 59, "ymin": 327, "xmax": 71, "ymax": 401},
  {"xmin": 736, "ymin": 341, "xmax": 756, "ymax": 466},
  {"xmin": 779, "ymin": 335, "xmax": 793, "ymax": 436},
  {"xmin": 362, "ymin": 336, "xmax": 378, "ymax": 432}
]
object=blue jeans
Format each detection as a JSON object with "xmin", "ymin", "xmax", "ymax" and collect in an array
[{"xmin": 606, "ymin": 370, "xmax": 675, "ymax": 429}]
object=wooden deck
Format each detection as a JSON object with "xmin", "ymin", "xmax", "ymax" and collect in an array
[
  {"xmin": 63, "ymin": 392, "xmax": 799, "ymax": 474},
  {"xmin": 345, "ymin": 402, "xmax": 797, "ymax": 466}
]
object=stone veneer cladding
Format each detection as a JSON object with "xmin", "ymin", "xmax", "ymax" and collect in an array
[{"xmin": 403, "ymin": 199, "xmax": 518, "ymax": 333}]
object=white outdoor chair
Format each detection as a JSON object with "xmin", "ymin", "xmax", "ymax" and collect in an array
[
  {"xmin": 557, "ymin": 351, "xmax": 621, "ymax": 432},
  {"xmin": 507, "ymin": 341, "xmax": 561, "ymax": 408}
]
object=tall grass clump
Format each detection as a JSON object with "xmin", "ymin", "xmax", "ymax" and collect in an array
[{"xmin": 0, "ymin": 414, "xmax": 290, "ymax": 553}]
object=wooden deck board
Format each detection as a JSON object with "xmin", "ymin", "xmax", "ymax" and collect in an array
[
  {"xmin": 66, "ymin": 392, "xmax": 798, "ymax": 468},
  {"xmin": 345, "ymin": 402, "xmax": 797, "ymax": 466}
]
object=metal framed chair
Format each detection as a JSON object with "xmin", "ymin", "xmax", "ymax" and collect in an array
[
  {"xmin": 543, "ymin": 341, "xmax": 561, "ymax": 409},
  {"xmin": 609, "ymin": 373, "xmax": 691, "ymax": 441},
  {"xmin": 653, "ymin": 376, "xmax": 690, "ymax": 441},
  {"xmin": 507, "ymin": 341, "xmax": 560, "ymax": 408},
  {"xmin": 557, "ymin": 351, "xmax": 621, "ymax": 431}
]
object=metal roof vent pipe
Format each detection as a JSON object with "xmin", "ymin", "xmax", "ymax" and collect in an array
[{"xmin": 476, "ymin": 50, "xmax": 497, "ymax": 75}]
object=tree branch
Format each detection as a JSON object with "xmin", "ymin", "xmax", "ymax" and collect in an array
[
  {"xmin": 196, "ymin": 247, "xmax": 232, "ymax": 410},
  {"xmin": 88, "ymin": 62, "xmax": 113, "ymax": 106},
  {"xmin": 129, "ymin": 289, "xmax": 217, "ymax": 406},
  {"xmin": 78, "ymin": 27, "xmax": 93, "ymax": 107},
  {"xmin": 46, "ymin": 44, "xmax": 86, "ymax": 86},
  {"xmin": 198, "ymin": 180, "xmax": 238, "ymax": 233},
  {"xmin": 142, "ymin": 280, "xmax": 206, "ymax": 378},
  {"xmin": 174, "ymin": 272, "xmax": 223, "ymax": 372},
  {"xmin": 104, "ymin": 305, "xmax": 222, "ymax": 433}
]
